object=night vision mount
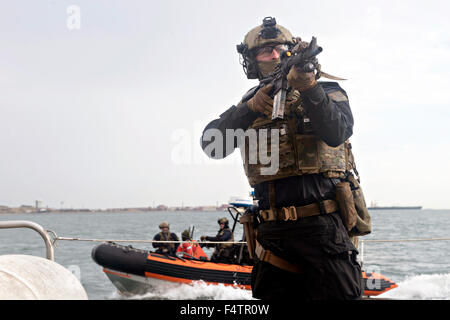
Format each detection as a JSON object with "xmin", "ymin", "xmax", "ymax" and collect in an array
[
  {"xmin": 236, "ymin": 16, "xmax": 280, "ymax": 54},
  {"xmin": 236, "ymin": 43, "xmax": 247, "ymax": 54},
  {"xmin": 259, "ymin": 17, "xmax": 280, "ymax": 39}
]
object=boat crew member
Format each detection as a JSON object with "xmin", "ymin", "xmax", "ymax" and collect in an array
[
  {"xmin": 177, "ymin": 229, "xmax": 208, "ymax": 260},
  {"xmin": 152, "ymin": 221, "xmax": 179, "ymax": 256},
  {"xmin": 200, "ymin": 218, "xmax": 235, "ymax": 263},
  {"xmin": 200, "ymin": 17, "xmax": 369, "ymax": 299}
]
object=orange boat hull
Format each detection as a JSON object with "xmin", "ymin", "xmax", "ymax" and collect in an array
[{"xmin": 93, "ymin": 243, "xmax": 397, "ymax": 296}]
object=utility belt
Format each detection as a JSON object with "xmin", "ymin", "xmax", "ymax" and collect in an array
[
  {"xmin": 240, "ymin": 199, "xmax": 338, "ymax": 275},
  {"xmin": 240, "ymin": 173, "xmax": 372, "ymax": 274},
  {"xmin": 259, "ymin": 199, "xmax": 339, "ymax": 222}
]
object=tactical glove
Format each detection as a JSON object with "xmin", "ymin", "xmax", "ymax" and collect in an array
[
  {"xmin": 246, "ymin": 84, "xmax": 273, "ymax": 116},
  {"xmin": 287, "ymin": 66, "xmax": 317, "ymax": 92}
]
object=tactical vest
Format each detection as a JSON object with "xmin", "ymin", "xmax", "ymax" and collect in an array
[
  {"xmin": 216, "ymin": 228, "xmax": 234, "ymax": 249},
  {"xmin": 240, "ymin": 89, "xmax": 355, "ymax": 187},
  {"xmin": 158, "ymin": 232, "xmax": 175, "ymax": 251}
]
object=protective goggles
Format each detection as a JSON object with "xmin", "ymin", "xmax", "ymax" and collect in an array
[{"xmin": 255, "ymin": 44, "xmax": 289, "ymax": 57}]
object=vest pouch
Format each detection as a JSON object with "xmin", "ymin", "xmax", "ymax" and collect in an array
[
  {"xmin": 159, "ymin": 232, "xmax": 175, "ymax": 251},
  {"xmin": 296, "ymin": 135, "xmax": 347, "ymax": 176},
  {"xmin": 240, "ymin": 213, "xmax": 256, "ymax": 259},
  {"xmin": 220, "ymin": 246, "xmax": 234, "ymax": 258},
  {"xmin": 317, "ymin": 140, "xmax": 347, "ymax": 173},
  {"xmin": 296, "ymin": 135, "xmax": 319, "ymax": 173},
  {"xmin": 243, "ymin": 120, "xmax": 296, "ymax": 186},
  {"xmin": 347, "ymin": 174, "xmax": 372, "ymax": 237},
  {"xmin": 335, "ymin": 181, "xmax": 357, "ymax": 231}
]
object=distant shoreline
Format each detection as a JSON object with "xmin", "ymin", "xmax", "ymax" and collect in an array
[
  {"xmin": 0, "ymin": 206, "xmax": 228, "ymax": 214},
  {"xmin": 1, "ymin": 205, "xmax": 446, "ymax": 215},
  {"xmin": 368, "ymin": 206, "xmax": 422, "ymax": 210}
]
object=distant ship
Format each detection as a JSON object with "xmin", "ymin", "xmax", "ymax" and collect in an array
[{"xmin": 368, "ymin": 202, "xmax": 422, "ymax": 210}]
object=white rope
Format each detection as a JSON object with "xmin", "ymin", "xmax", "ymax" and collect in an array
[
  {"xmin": 53, "ymin": 236, "xmax": 246, "ymax": 245},
  {"xmin": 53, "ymin": 236, "xmax": 450, "ymax": 245}
]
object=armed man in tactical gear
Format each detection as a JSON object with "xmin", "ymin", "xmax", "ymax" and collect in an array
[
  {"xmin": 201, "ymin": 17, "xmax": 369, "ymax": 300},
  {"xmin": 152, "ymin": 221, "xmax": 180, "ymax": 256},
  {"xmin": 200, "ymin": 218, "xmax": 235, "ymax": 263}
]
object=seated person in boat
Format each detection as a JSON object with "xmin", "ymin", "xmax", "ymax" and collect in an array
[
  {"xmin": 177, "ymin": 229, "xmax": 208, "ymax": 260},
  {"xmin": 200, "ymin": 218, "xmax": 235, "ymax": 263},
  {"xmin": 152, "ymin": 221, "xmax": 179, "ymax": 256}
]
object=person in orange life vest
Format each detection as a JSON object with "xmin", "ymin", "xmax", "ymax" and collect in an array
[{"xmin": 177, "ymin": 229, "xmax": 208, "ymax": 259}]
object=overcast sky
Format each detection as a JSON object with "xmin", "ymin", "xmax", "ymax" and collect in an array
[{"xmin": 1, "ymin": 0, "xmax": 449, "ymax": 209}]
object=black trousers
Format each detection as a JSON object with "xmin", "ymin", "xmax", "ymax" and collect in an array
[{"xmin": 251, "ymin": 212, "xmax": 363, "ymax": 300}]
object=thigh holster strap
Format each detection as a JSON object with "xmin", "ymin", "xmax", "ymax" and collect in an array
[{"xmin": 255, "ymin": 241, "xmax": 302, "ymax": 274}]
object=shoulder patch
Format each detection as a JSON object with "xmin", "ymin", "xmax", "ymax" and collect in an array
[{"xmin": 328, "ymin": 90, "xmax": 348, "ymax": 102}]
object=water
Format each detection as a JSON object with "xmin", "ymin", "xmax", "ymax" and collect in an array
[
  {"xmin": 359, "ymin": 209, "xmax": 450, "ymax": 300},
  {"xmin": 0, "ymin": 209, "xmax": 449, "ymax": 300}
]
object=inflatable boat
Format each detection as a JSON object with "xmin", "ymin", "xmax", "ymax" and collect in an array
[{"xmin": 92, "ymin": 242, "xmax": 397, "ymax": 297}]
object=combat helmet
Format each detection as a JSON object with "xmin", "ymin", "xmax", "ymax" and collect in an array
[
  {"xmin": 181, "ymin": 229, "xmax": 190, "ymax": 241},
  {"xmin": 236, "ymin": 17, "xmax": 294, "ymax": 79},
  {"xmin": 217, "ymin": 217, "xmax": 229, "ymax": 226},
  {"xmin": 159, "ymin": 221, "xmax": 170, "ymax": 229}
]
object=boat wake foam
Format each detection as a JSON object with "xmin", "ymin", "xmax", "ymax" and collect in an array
[
  {"xmin": 379, "ymin": 273, "xmax": 450, "ymax": 300},
  {"xmin": 108, "ymin": 273, "xmax": 450, "ymax": 300},
  {"xmin": 109, "ymin": 280, "xmax": 255, "ymax": 300}
]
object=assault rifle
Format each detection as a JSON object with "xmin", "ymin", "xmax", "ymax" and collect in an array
[{"xmin": 260, "ymin": 37, "xmax": 323, "ymax": 120}]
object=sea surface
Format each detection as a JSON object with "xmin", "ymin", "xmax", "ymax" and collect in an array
[{"xmin": 0, "ymin": 209, "xmax": 449, "ymax": 300}]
